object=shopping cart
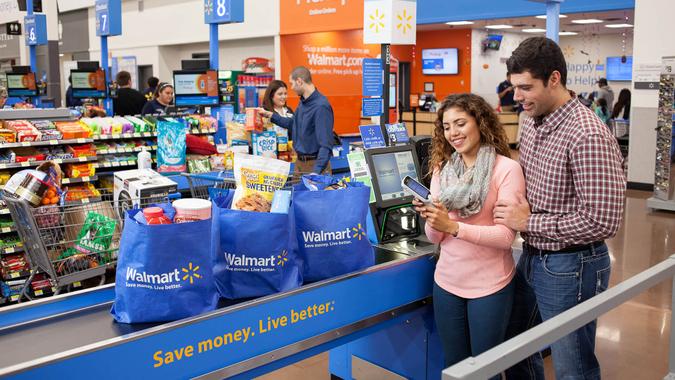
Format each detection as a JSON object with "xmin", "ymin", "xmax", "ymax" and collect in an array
[{"xmin": 182, "ymin": 171, "xmax": 308, "ymax": 200}]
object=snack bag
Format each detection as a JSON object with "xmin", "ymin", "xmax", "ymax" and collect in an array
[
  {"xmin": 63, "ymin": 211, "xmax": 118, "ymax": 263},
  {"xmin": 231, "ymin": 154, "xmax": 290, "ymax": 212},
  {"xmin": 226, "ymin": 114, "xmax": 250, "ymax": 147},
  {"xmin": 157, "ymin": 120, "xmax": 187, "ymax": 174}
]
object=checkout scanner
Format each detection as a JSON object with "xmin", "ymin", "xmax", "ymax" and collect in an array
[{"xmin": 363, "ymin": 144, "xmax": 435, "ymax": 255}]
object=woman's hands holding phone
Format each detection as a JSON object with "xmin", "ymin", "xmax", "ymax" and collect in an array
[{"xmin": 413, "ymin": 198, "xmax": 459, "ymax": 236}]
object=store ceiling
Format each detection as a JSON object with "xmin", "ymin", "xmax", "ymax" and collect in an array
[{"xmin": 417, "ymin": 9, "xmax": 634, "ymax": 36}]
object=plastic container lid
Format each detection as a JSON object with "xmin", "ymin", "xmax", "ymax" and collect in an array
[
  {"xmin": 143, "ymin": 207, "xmax": 165, "ymax": 218},
  {"xmin": 172, "ymin": 198, "xmax": 212, "ymax": 211}
]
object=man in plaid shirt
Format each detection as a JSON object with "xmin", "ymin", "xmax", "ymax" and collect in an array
[{"xmin": 494, "ymin": 37, "xmax": 626, "ymax": 379}]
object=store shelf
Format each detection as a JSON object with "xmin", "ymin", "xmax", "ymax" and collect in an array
[
  {"xmin": 92, "ymin": 132, "xmax": 156, "ymax": 141},
  {"xmin": 94, "ymin": 160, "xmax": 137, "ymax": 169},
  {"xmin": 96, "ymin": 146, "xmax": 157, "ymax": 154},
  {"xmin": 61, "ymin": 176, "xmax": 99, "ymax": 185},
  {"xmin": 1, "ymin": 246, "xmax": 24, "ymax": 255},
  {"xmin": 65, "ymin": 197, "xmax": 103, "ymax": 205},
  {"xmin": 0, "ymin": 108, "xmax": 75, "ymax": 121},
  {"xmin": 0, "ymin": 156, "xmax": 98, "ymax": 170},
  {"xmin": 0, "ymin": 209, "xmax": 11, "ymax": 216},
  {"xmin": 0, "ymin": 138, "xmax": 93, "ymax": 149},
  {"xmin": 2, "ymin": 269, "xmax": 30, "ymax": 281},
  {"xmin": 0, "ymin": 226, "xmax": 16, "ymax": 234},
  {"xmin": 189, "ymin": 128, "xmax": 217, "ymax": 135}
]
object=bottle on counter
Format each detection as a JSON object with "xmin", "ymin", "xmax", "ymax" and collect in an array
[{"xmin": 137, "ymin": 147, "xmax": 152, "ymax": 169}]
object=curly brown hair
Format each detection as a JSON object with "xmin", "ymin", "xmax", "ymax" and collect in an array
[{"xmin": 428, "ymin": 93, "xmax": 511, "ymax": 179}]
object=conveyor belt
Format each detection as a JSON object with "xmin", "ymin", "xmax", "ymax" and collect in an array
[{"xmin": 0, "ymin": 246, "xmax": 417, "ymax": 371}]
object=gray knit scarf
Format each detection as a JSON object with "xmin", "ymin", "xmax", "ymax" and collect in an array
[{"xmin": 439, "ymin": 145, "xmax": 496, "ymax": 218}]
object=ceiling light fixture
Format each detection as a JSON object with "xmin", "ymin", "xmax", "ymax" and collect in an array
[
  {"xmin": 571, "ymin": 19, "xmax": 604, "ymax": 24},
  {"xmin": 485, "ymin": 24, "xmax": 513, "ymax": 29},
  {"xmin": 523, "ymin": 28, "xmax": 547, "ymax": 33},
  {"xmin": 535, "ymin": 14, "xmax": 567, "ymax": 19},
  {"xmin": 605, "ymin": 23, "xmax": 633, "ymax": 28},
  {"xmin": 559, "ymin": 31, "xmax": 578, "ymax": 36},
  {"xmin": 446, "ymin": 21, "xmax": 474, "ymax": 26}
]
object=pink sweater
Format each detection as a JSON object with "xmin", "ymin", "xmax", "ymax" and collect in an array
[{"xmin": 426, "ymin": 155, "xmax": 526, "ymax": 298}]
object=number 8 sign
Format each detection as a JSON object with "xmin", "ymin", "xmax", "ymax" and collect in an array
[{"xmin": 204, "ymin": 0, "xmax": 244, "ymax": 24}]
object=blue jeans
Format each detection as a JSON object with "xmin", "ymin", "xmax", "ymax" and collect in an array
[
  {"xmin": 505, "ymin": 243, "xmax": 611, "ymax": 380},
  {"xmin": 433, "ymin": 280, "xmax": 515, "ymax": 380}
]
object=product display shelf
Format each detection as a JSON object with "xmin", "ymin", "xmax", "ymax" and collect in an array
[
  {"xmin": 0, "ymin": 156, "xmax": 98, "ymax": 170},
  {"xmin": 0, "ymin": 226, "xmax": 16, "ymax": 234},
  {"xmin": 1, "ymin": 246, "xmax": 24, "ymax": 255},
  {"xmin": 61, "ymin": 176, "xmax": 99, "ymax": 185},
  {"xmin": 0, "ymin": 138, "xmax": 93, "ymax": 149},
  {"xmin": 92, "ymin": 132, "xmax": 157, "ymax": 141},
  {"xmin": 64, "ymin": 196, "xmax": 103, "ymax": 206},
  {"xmin": 96, "ymin": 146, "xmax": 157, "ymax": 155},
  {"xmin": 0, "ymin": 108, "xmax": 74, "ymax": 121}
]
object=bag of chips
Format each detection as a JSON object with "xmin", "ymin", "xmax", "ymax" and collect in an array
[{"xmin": 231, "ymin": 154, "xmax": 290, "ymax": 212}]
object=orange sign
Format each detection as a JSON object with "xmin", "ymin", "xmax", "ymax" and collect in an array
[
  {"xmin": 91, "ymin": 69, "xmax": 106, "ymax": 91},
  {"xmin": 280, "ymin": 0, "xmax": 364, "ymax": 35},
  {"xmin": 196, "ymin": 71, "xmax": 218, "ymax": 96},
  {"xmin": 21, "ymin": 73, "xmax": 37, "ymax": 90}
]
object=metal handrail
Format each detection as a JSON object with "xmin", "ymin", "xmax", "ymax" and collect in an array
[{"xmin": 443, "ymin": 255, "xmax": 675, "ymax": 380}]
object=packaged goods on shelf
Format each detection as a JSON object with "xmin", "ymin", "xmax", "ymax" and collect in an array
[
  {"xmin": 4, "ymin": 120, "xmax": 41, "ymax": 142},
  {"xmin": 40, "ymin": 146, "xmax": 73, "ymax": 161},
  {"xmin": 113, "ymin": 117, "xmax": 135, "ymax": 134},
  {"xmin": 0, "ymin": 236, "xmax": 22, "ymax": 251},
  {"xmin": 125, "ymin": 116, "xmax": 150, "ymax": 132},
  {"xmin": 67, "ymin": 144, "xmax": 97, "ymax": 157},
  {"xmin": 0, "ymin": 172, "xmax": 9, "ymax": 186},
  {"xmin": 64, "ymin": 183, "xmax": 100, "ymax": 203},
  {"xmin": 1, "ymin": 254, "xmax": 29, "ymax": 278},
  {"xmin": 0, "ymin": 129, "xmax": 16, "ymax": 144},
  {"xmin": 65, "ymin": 163, "xmax": 96, "ymax": 178},
  {"xmin": 10, "ymin": 147, "xmax": 47, "ymax": 162},
  {"xmin": 32, "ymin": 120, "xmax": 56, "ymax": 131},
  {"xmin": 157, "ymin": 120, "xmax": 187, "ymax": 174},
  {"xmin": 142, "ymin": 116, "xmax": 158, "ymax": 131},
  {"xmin": 55, "ymin": 121, "xmax": 90, "ymax": 139},
  {"xmin": 40, "ymin": 129, "xmax": 63, "ymax": 140},
  {"xmin": 79, "ymin": 117, "xmax": 101, "ymax": 135}
]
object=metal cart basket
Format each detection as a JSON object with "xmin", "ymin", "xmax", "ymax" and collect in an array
[
  {"xmin": 4, "ymin": 192, "xmax": 123, "ymax": 300},
  {"xmin": 182, "ymin": 171, "xmax": 309, "ymax": 200}
]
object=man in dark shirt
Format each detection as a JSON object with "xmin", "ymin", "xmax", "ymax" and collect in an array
[
  {"xmin": 497, "ymin": 72, "xmax": 516, "ymax": 111},
  {"xmin": 259, "ymin": 66, "xmax": 334, "ymax": 174},
  {"xmin": 113, "ymin": 71, "xmax": 146, "ymax": 116}
]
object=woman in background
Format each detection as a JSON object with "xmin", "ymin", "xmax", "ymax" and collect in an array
[
  {"xmin": 141, "ymin": 82, "xmax": 174, "ymax": 115},
  {"xmin": 594, "ymin": 98, "xmax": 610, "ymax": 124},
  {"xmin": 611, "ymin": 88, "xmax": 631, "ymax": 120}
]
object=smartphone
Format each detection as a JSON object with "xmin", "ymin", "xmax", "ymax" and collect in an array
[{"xmin": 401, "ymin": 176, "xmax": 432, "ymax": 204}]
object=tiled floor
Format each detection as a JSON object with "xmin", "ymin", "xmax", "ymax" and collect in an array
[{"xmin": 258, "ymin": 190, "xmax": 673, "ymax": 379}]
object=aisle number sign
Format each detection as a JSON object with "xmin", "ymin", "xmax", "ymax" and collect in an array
[
  {"xmin": 95, "ymin": 0, "xmax": 122, "ymax": 37},
  {"xmin": 204, "ymin": 0, "xmax": 245, "ymax": 24},
  {"xmin": 23, "ymin": 15, "xmax": 47, "ymax": 46},
  {"xmin": 363, "ymin": 0, "xmax": 417, "ymax": 45}
]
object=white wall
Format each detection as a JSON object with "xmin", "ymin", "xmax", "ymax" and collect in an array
[
  {"xmin": 559, "ymin": 33, "xmax": 634, "ymax": 96},
  {"xmin": 628, "ymin": 0, "xmax": 675, "ymax": 185},
  {"xmin": 471, "ymin": 30, "xmax": 529, "ymax": 107}
]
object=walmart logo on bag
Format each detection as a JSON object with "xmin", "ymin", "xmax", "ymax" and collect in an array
[
  {"xmin": 125, "ymin": 261, "xmax": 202, "ymax": 290},
  {"xmin": 224, "ymin": 252, "xmax": 282, "ymax": 273},
  {"xmin": 301, "ymin": 224, "xmax": 366, "ymax": 248}
]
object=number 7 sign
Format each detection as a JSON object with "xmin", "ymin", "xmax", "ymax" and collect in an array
[{"xmin": 95, "ymin": 0, "xmax": 121, "ymax": 36}]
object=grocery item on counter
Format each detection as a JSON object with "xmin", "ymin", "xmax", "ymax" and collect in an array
[
  {"xmin": 252, "ymin": 131, "xmax": 277, "ymax": 159},
  {"xmin": 142, "ymin": 207, "xmax": 172, "ymax": 225},
  {"xmin": 172, "ymin": 198, "xmax": 212, "ymax": 223},
  {"xmin": 186, "ymin": 134, "xmax": 217, "ymax": 155},
  {"xmin": 209, "ymin": 154, "xmax": 225, "ymax": 171},
  {"xmin": 232, "ymin": 154, "xmax": 290, "ymax": 212},
  {"xmin": 187, "ymin": 155, "xmax": 212, "ymax": 173},
  {"xmin": 270, "ymin": 190, "xmax": 291, "ymax": 214},
  {"xmin": 245, "ymin": 108, "xmax": 264, "ymax": 133},
  {"xmin": 223, "ymin": 151, "xmax": 234, "ymax": 170},
  {"xmin": 226, "ymin": 114, "xmax": 250, "ymax": 146},
  {"xmin": 156, "ymin": 120, "xmax": 187, "ymax": 174},
  {"xmin": 137, "ymin": 147, "xmax": 152, "ymax": 169}
]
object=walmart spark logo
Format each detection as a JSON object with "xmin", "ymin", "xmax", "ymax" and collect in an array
[
  {"xmin": 277, "ymin": 250, "xmax": 289, "ymax": 267},
  {"xmin": 352, "ymin": 223, "xmax": 367, "ymax": 241},
  {"xmin": 369, "ymin": 9, "xmax": 385, "ymax": 33},
  {"xmin": 181, "ymin": 262, "xmax": 202, "ymax": 284},
  {"xmin": 204, "ymin": 0, "xmax": 213, "ymax": 16},
  {"xmin": 396, "ymin": 9, "xmax": 412, "ymax": 34}
]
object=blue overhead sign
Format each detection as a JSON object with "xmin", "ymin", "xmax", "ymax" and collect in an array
[
  {"xmin": 204, "ymin": 0, "xmax": 245, "ymax": 24},
  {"xmin": 95, "ymin": 0, "xmax": 122, "ymax": 36},
  {"xmin": 362, "ymin": 58, "xmax": 382, "ymax": 97},
  {"xmin": 23, "ymin": 15, "xmax": 47, "ymax": 46},
  {"xmin": 359, "ymin": 125, "xmax": 387, "ymax": 149},
  {"xmin": 362, "ymin": 98, "xmax": 383, "ymax": 117}
]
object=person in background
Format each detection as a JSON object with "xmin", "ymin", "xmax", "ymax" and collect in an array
[
  {"xmin": 494, "ymin": 36, "xmax": 625, "ymax": 380},
  {"xmin": 596, "ymin": 77, "xmax": 615, "ymax": 110},
  {"xmin": 497, "ymin": 72, "xmax": 516, "ymax": 112},
  {"xmin": 65, "ymin": 75, "xmax": 83, "ymax": 107},
  {"xmin": 262, "ymin": 80, "xmax": 293, "ymax": 118},
  {"xmin": 141, "ymin": 82, "xmax": 174, "ymax": 115},
  {"xmin": 113, "ymin": 71, "xmax": 146, "ymax": 116},
  {"xmin": 594, "ymin": 98, "xmax": 610, "ymax": 125},
  {"xmin": 258, "ymin": 67, "xmax": 334, "ymax": 174},
  {"xmin": 0, "ymin": 86, "xmax": 8, "ymax": 108},
  {"xmin": 413, "ymin": 93, "xmax": 525, "ymax": 380},
  {"xmin": 611, "ymin": 88, "xmax": 631, "ymax": 120},
  {"xmin": 143, "ymin": 76, "xmax": 159, "ymax": 101}
]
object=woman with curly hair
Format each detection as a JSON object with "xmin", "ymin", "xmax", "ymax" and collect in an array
[{"xmin": 413, "ymin": 93, "xmax": 525, "ymax": 378}]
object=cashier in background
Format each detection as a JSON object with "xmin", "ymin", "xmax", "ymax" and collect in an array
[
  {"xmin": 258, "ymin": 66, "xmax": 334, "ymax": 175},
  {"xmin": 141, "ymin": 82, "xmax": 174, "ymax": 115},
  {"xmin": 497, "ymin": 72, "xmax": 516, "ymax": 112},
  {"xmin": 0, "ymin": 86, "xmax": 8, "ymax": 108},
  {"xmin": 262, "ymin": 80, "xmax": 294, "ymax": 120}
]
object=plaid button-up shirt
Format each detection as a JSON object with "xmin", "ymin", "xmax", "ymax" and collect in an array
[{"xmin": 520, "ymin": 96, "xmax": 626, "ymax": 251}]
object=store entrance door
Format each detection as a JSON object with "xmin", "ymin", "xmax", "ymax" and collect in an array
[{"xmin": 138, "ymin": 65, "xmax": 154, "ymax": 95}]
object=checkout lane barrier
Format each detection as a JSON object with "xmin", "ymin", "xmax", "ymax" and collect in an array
[{"xmin": 442, "ymin": 254, "xmax": 675, "ymax": 380}]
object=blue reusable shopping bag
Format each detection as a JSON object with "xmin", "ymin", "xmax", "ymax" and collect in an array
[
  {"xmin": 213, "ymin": 196, "xmax": 302, "ymax": 299},
  {"xmin": 111, "ymin": 208, "xmax": 219, "ymax": 323},
  {"xmin": 292, "ymin": 176, "xmax": 374, "ymax": 282}
]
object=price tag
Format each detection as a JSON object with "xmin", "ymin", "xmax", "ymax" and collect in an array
[
  {"xmin": 54, "ymin": 159, "xmax": 63, "ymax": 164},
  {"xmin": 21, "ymin": 162, "xmax": 30, "ymax": 167},
  {"xmin": 50, "ymin": 140, "xmax": 58, "ymax": 145},
  {"xmin": 125, "ymin": 148, "xmax": 132, "ymax": 153},
  {"xmin": 2, "ymin": 228, "xmax": 10, "ymax": 233},
  {"xmin": 73, "ymin": 282, "xmax": 81, "ymax": 287},
  {"xmin": 82, "ymin": 198, "xmax": 90, "ymax": 204},
  {"xmin": 78, "ymin": 157, "xmax": 88, "ymax": 162},
  {"xmin": 21, "ymin": 142, "xmax": 31, "ymax": 147},
  {"xmin": 34, "ymin": 290, "xmax": 43, "ymax": 296},
  {"xmin": 112, "ymin": 162, "xmax": 120, "ymax": 167},
  {"xmin": 51, "ymin": 287, "xmax": 57, "ymax": 292},
  {"xmin": 62, "ymin": 178, "xmax": 71, "ymax": 184},
  {"xmin": 10, "ymin": 272, "xmax": 19, "ymax": 279},
  {"xmin": 10, "ymin": 295, "xmax": 19, "ymax": 301},
  {"xmin": 122, "ymin": 133, "xmax": 131, "ymax": 138},
  {"xmin": 82, "ymin": 176, "xmax": 90, "ymax": 182},
  {"xmin": 77, "ymin": 138, "xmax": 86, "ymax": 143},
  {"xmin": 112, "ymin": 134, "xmax": 120, "ymax": 139},
  {"xmin": 0, "ymin": 164, "xmax": 6, "ymax": 169},
  {"xmin": 143, "ymin": 133, "xmax": 151, "ymax": 137}
]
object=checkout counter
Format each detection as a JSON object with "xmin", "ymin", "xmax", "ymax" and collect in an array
[{"xmin": 0, "ymin": 143, "xmax": 444, "ymax": 379}]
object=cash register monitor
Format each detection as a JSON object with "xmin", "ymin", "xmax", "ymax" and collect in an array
[{"xmin": 365, "ymin": 145, "xmax": 422, "ymax": 209}]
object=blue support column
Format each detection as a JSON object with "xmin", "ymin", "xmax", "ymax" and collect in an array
[
  {"xmin": 101, "ymin": 36, "xmax": 113, "ymax": 115},
  {"xmin": 209, "ymin": 24, "xmax": 219, "ymax": 70},
  {"xmin": 546, "ymin": 1, "xmax": 563, "ymax": 43},
  {"xmin": 26, "ymin": 0, "xmax": 38, "ymax": 106}
]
